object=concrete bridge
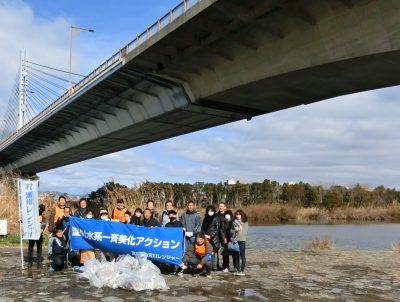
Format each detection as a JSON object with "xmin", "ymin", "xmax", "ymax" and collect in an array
[{"xmin": 1, "ymin": 0, "xmax": 400, "ymax": 174}]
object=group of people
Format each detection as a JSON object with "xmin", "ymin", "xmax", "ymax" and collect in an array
[{"xmin": 27, "ymin": 196, "xmax": 249, "ymax": 278}]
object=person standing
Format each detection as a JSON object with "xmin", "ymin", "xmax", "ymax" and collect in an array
[
  {"xmin": 47, "ymin": 196, "xmax": 66, "ymax": 258},
  {"xmin": 231, "ymin": 209, "xmax": 249, "ymax": 276},
  {"xmin": 111, "ymin": 198, "xmax": 128, "ymax": 222},
  {"xmin": 56, "ymin": 206, "xmax": 72, "ymax": 243},
  {"xmin": 124, "ymin": 211, "xmax": 132, "ymax": 224},
  {"xmin": 141, "ymin": 208, "xmax": 160, "ymax": 227},
  {"xmin": 130, "ymin": 208, "xmax": 143, "ymax": 225},
  {"xmin": 48, "ymin": 195, "xmax": 66, "ymax": 233},
  {"xmin": 180, "ymin": 201, "xmax": 201, "ymax": 252},
  {"xmin": 79, "ymin": 210, "xmax": 96, "ymax": 265},
  {"xmin": 146, "ymin": 200, "xmax": 159, "ymax": 219},
  {"xmin": 160, "ymin": 200, "xmax": 175, "ymax": 226},
  {"xmin": 220, "ymin": 209, "xmax": 233, "ymax": 272},
  {"xmin": 27, "ymin": 204, "xmax": 46, "ymax": 267},
  {"xmin": 165, "ymin": 210, "xmax": 183, "ymax": 275},
  {"xmin": 201, "ymin": 205, "xmax": 220, "ymax": 271},
  {"xmin": 217, "ymin": 202, "xmax": 229, "ymax": 270},
  {"xmin": 74, "ymin": 198, "xmax": 88, "ymax": 218}
]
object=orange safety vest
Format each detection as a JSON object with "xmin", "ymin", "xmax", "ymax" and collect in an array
[
  {"xmin": 194, "ymin": 243, "xmax": 206, "ymax": 257},
  {"xmin": 53, "ymin": 206, "xmax": 65, "ymax": 223},
  {"xmin": 112, "ymin": 207, "xmax": 128, "ymax": 222}
]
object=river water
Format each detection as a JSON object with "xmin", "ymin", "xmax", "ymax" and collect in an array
[{"xmin": 247, "ymin": 223, "xmax": 400, "ymax": 250}]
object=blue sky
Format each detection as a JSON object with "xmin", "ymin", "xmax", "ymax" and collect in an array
[{"xmin": 1, "ymin": 0, "xmax": 400, "ymax": 194}]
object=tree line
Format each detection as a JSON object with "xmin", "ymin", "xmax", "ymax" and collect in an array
[{"xmin": 88, "ymin": 180, "xmax": 400, "ymax": 209}]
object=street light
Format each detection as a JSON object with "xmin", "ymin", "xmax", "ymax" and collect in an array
[{"xmin": 68, "ymin": 25, "xmax": 94, "ymax": 95}]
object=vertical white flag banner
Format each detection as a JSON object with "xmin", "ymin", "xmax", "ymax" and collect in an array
[{"xmin": 18, "ymin": 179, "xmax": 40, "ymax": 240}]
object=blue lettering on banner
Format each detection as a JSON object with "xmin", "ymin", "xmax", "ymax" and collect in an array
[{"xmin": 69, "ymin": 217, "xmax": 183, "ymax": 265}]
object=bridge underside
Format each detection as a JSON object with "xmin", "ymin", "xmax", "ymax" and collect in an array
[
  {"xmin": 0, "ymin": 68, "xmax": 249, "ymax": 173},
  {"xmin": 1, "ymin": 0, "xmax": 400, "ymax": 173}
]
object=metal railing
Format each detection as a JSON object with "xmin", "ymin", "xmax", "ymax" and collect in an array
[
  {"xmin": 67, "ymin": 0, "xmax": 201, "ymax": 100},
  {"xmin": 0, "ymin": 0, "xmax": 202, "ymax": 148}
]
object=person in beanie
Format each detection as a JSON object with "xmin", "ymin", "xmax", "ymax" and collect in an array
[{"xmin": 27, "ymin": 204, "xmax": 46, "ymax": 267}]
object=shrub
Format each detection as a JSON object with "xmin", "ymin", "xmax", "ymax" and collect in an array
[
  {"xmin": 391, "ymin": 243, "xmax": 400, "ymax": 253},
  {"xmin": 305, "ymin": 236, "xmax": 335, "ymax": 250}
]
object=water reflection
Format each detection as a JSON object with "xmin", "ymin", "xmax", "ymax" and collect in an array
[
  {"xmin": 247, "ymin": 223, "xmax": 400, "ymax": 250},
  {"xmin": 237, "ymin": 288, "xmax": 269, "ymax": 301}
]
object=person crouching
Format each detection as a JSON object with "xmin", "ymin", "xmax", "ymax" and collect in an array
[
  {"xmin": 50, "ymin": 227, "xmax": 78, "ymax": 272},
  {"xmin": 181, "ymin": 233, "xmax": 212, "ymax": 277}
]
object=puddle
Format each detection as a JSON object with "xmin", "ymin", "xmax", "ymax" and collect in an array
[{"xmin": 237, "ymin": 288, "xmax": 268, "ymax": 301}]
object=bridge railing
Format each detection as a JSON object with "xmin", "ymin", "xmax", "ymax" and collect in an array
[
  {"xmin": 73, "ymin": 0, "xmax": 201, "ymax": 96},
  {"xmin": 0, "ymin": 0, "xmax": 202, "ymax": 148}
]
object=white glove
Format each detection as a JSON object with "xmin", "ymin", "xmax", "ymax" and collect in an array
[{"xmin": 185, "ymin": 232, "xmax": 193, "ymax": 237}]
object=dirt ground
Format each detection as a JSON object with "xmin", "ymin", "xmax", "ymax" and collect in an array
[{"xmin": 0, "ymin": 247, "xmax": 399, "ymax": 301}]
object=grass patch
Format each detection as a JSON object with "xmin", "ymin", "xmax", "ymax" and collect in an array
[
  {"xmin": 0, "ymin": 234, "xmax": 24, "ymax": 246},
  {"xmin": 305, "ymin": 236, "xmax": 335, "ymax": 250}
]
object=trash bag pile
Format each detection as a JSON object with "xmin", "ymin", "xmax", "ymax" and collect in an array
[{"xmin": 78, "ymin": 253, "xmax": 168, "ymax": 291}]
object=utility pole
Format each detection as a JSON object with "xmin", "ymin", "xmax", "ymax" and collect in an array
[{"xmin": 18, "ymin": 50, "xmax": 28, "ymax": 130}]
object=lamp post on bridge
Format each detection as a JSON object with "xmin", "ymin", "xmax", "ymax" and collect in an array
[{"xmin": 68, "ymin": 25, "xmax": 94, "ymax": 95}]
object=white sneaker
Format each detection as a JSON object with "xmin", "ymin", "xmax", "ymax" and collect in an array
[
  {"xmin": 222, "ymin": 268, "xmax": 229, "ymax": 273},
  {"xmin": 234, "ymin": 271, "xmax": 246, "ymax": 276}
]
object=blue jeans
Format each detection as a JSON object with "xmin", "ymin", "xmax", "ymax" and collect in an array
[{"xmin": 232, "ymin": 241, "xmax": 246, "ymax": 272}]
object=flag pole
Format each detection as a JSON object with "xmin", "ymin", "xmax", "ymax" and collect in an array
[{"xmin": 18, "ymin": 179, "xmax": 24, "ymax": 269}]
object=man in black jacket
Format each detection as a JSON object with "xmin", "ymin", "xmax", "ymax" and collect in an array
[
  {"xmin": 141, "ymin": 208, "xmax": 160, "ymax": 227},
  {"xmin": 165, "ymin": 210, "xmax": 184, "ymax": 274},
  {"xmin": 217, "ymin": 202, "xmax": 230, "ymax": 271}
]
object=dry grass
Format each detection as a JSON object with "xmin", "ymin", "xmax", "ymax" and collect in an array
[
  {"xmin": 243, "ymin": 203, "xmax": 400, "ymax": 224},
  {"xmin": 391, "ymin": 243, "xmax": 400, "ymax": 253},
  {"xmin": 0, "ymin": 172, "xmax": 19, "ymax": 234},
  {"xmin": 305, "ymin": 236, "xmax": 335, "ymax": 250},
  {"xmin": 0, "ymin": 172, "xmax": 63, "ymax": 235}
]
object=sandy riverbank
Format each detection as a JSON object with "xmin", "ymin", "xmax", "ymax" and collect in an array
[{"xmin": 0, "ymin": 248, "xmax": 399, "ymax": 301}]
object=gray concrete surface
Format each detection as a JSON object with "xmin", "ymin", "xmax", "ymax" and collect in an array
[{"xmin": 1, "ymin": 248, "xmax": 400, "ymax": 301}]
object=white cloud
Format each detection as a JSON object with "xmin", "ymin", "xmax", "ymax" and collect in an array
[
  {"xmin": 163, "ymin": 88, "xmax": 400, "ymax": 189},
  {"xmin": 39, "ymin": 149, "xmax": 154, "ymax": 194},
  {"xmin": 0, "ymin": 1, "xmax": 72, "ymax": 117}
]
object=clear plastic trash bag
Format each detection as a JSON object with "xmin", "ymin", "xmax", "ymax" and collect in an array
[{"xmin": 78, "ymin": 252, "xmax": 168, "ymax": 291}]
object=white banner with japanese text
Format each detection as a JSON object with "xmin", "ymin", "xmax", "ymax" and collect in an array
[{"xmin": 18, "ymin": 179, "xmax": 40, "ymax": 240}]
